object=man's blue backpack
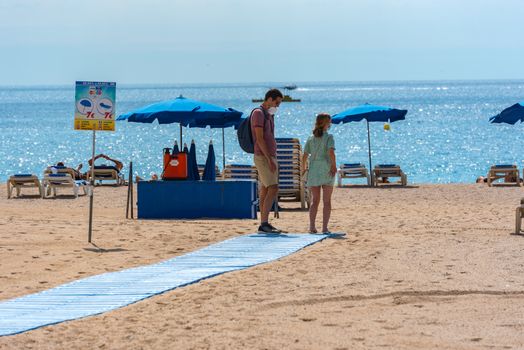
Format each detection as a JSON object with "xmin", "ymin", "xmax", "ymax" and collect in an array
[{"xmin": 237, "ymin": 107, "xmax": 267, "ymax": 154}]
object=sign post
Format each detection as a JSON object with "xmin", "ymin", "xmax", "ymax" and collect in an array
[{"xmin": 74, "ymin": 81, "xmax": 116, "ymax": 243}]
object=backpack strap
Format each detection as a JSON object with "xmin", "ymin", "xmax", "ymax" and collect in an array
[
  {"xmin": 249, "ymin": 106, "xmax": 269, "ymax": 122},
  {"xmin": 249, "ymin": 106, "xmax": 272, "ymax": 136}
]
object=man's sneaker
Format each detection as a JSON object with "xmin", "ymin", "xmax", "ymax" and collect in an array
[
  {"xmin": 258, "ymin": 222, "xmax": 281, "ymax": 234},
  {"xmin": 267, "ymin": 223, "xmax": 283, "ymax": 233}
]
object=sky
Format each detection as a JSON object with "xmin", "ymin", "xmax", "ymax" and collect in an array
[{"xmin": 0, "ymin": 0, "xmax": 523, "ymax": 85}]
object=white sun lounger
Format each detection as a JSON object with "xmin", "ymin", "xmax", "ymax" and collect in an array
[
  {"xmin": 86, "ymin": 166, "xmax": 125, "ymax": 186},
  {"xmin": 373, "ymin": 164, "xmax": 407, "ymax": 186},
  {"xmin": 43, "ymin": 165, "xmax": 78, "ymax": 179},
  {"xmin": 7, "ymin": 174, "xmax": 42, "ymax": 198},
  {"xmin": 42, "ymin": 174, "xmax": 89, "ymax": 198},
  {"xmin": 487, "ymin": 164, "xmax": 521, "ymax": 186},
  {"xmin": 337, "ymin": 163, "xmax": 370, "ymax": 186}
]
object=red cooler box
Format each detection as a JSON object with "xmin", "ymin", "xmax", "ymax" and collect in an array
[{"xmin": 162, "ymin": 150, "xmax": 188, "ymax": 180}]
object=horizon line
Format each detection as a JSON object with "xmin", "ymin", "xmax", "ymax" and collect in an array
[{"xmin": 1, "ymin": 77, "xmax": 524, "ymax": 89}]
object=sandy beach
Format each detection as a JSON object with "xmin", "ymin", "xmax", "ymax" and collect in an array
[{"xmin": 1, "ymin": 183, "xmax": 524, "ymax": 349}]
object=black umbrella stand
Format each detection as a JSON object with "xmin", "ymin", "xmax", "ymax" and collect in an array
[{"xmin": 126, "ymin": 161, "xmax": 134, "ymax": 219}]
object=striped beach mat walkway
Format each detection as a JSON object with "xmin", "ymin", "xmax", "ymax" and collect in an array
[{"xmin": 0, "ymin": 233, "xmax": 329, "ymax": 336}]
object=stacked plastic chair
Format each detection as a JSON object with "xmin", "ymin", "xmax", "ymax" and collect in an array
[
  {"xmin": 222, "ymin": 164, "xmax": 258, "ymax": 180},
  {"xmin": 275, "ymin": 138, "xmax": 307, "ymax": 209}
]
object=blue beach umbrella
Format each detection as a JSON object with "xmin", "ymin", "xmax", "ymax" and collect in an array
[
  {"xmin": 189, "ymin": 140, "xmax": 200, "ymax": 181},
  {"xmin": 202, "ymin": 141, "xmax": 216, "ymax": 181},
  {"xmin": 489, "ymin": 101, "xmax": 524, "ymax": 125},
  {"xmin": 182, "ymin": 142, "xmax": 195, "ymax": 181},
  {"xmin": 332, "ymin": 104, "xmax": 408, "ymax": 184},
  {"xmin": 172, "ymin": 140, "xmax": 179, "ymax": 155},
  {"xmin": 117, "ymin": 95, "xmax": 242, "ymax": 170},
  {"xmin": 117, "ymin": 95, "xmax": 242, "ymax": 126}
]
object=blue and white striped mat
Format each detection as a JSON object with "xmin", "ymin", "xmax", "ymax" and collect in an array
[{"xmin": 0, "ymin": 233, "xmax": 328, "ymax": 336}]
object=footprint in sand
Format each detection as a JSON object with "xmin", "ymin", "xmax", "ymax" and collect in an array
[{"xmin": 299, "ymin": 317, "xmax": 316, "ymax": 322}]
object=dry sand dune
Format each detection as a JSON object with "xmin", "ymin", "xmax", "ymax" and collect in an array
[{"xmin": 1, "ymin": 183, "xmax": 524, "ymax": 349}]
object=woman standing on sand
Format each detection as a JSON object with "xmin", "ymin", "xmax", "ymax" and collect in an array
[{"xmin": 301, "ymin": 113, "xmax": 337, "ymax": 233}]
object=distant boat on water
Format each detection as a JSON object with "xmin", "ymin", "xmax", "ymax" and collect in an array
[
  {"xmin": 283, "ymin": 84, "xmax": 297, "ymax": 90},
  {"xmin": 252, "ymin": 94, "xmax": 301, "ymax": 103}
]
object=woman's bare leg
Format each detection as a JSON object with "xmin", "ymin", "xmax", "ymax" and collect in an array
[
  {"xmin": 309, "ymin": 186, "xmax": 321, "ymax": 232},
  {"xmin": 321, "ymin": 185, "xmax": 334, "ymax": 232}
]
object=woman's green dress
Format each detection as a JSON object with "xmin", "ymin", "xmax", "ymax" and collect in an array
[{"xmin": 304, "ymin": 133, "xmax": 335, "ymax": 187}]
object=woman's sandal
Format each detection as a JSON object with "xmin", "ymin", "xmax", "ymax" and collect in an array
[{"xmin": 309, "ymin": 229, "xmax": 318, "ymax": 234}]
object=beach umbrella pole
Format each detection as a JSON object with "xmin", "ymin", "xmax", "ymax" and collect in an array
[
  {"xmin": 222, "ymin": 128, "xmax": 225, "ymax": 171},
  {"xmin": 366, "ymin": 120, "xmax": 373, "ymax": 186},
  {"xmin": 179, "ymin": 124, "xmax": 183, "ymax": 147}
]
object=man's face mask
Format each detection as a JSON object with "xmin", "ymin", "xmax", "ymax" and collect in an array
[{"xmin": 268, "ymin": 106, "xmax": 278, "ymax": 115}]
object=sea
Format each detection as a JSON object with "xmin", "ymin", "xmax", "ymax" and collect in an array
[{"xmin": 1, "ymin": 80, "xmax": 523, "ymax": 184}]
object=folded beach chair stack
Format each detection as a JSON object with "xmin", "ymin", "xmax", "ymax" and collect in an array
[
  {"xmin": 42, "ymin": 173, "xmax": 89, "ymax": 198},
  {"xmin": 487, "ymin": 164, "xmax": 521, "ymax": 186},
  {"xmin": 337, "ymin": 163, "xmax": 370, "ymax": 186},
  {"xmin": 222, "ymin": 164, "xmax": 258, "ymax": 180},
  {"xmin": 276, "ymin": 138, "xmax": 307, "ymax": 209},
  {"xmin": 87, "ymin": 166, "xmax": 125, "ymax": 186},
  {"xmin": 7, "ymin": 174, "xmax": 42, "ymax": 198},
  {"xmin": 373, "ymin": 164, "xmax": 407, "ymax": 186}
]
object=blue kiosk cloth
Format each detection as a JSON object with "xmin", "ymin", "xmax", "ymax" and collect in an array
[
  {"xmin": 0, "ymin": 233, "xmax": 329, "ymax": 336},
  {"xmin": 137, "ymin": 180, "xmax": 257, "ymax": 219}
]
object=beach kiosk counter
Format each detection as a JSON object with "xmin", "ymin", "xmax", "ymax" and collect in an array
[{"xmin": 137, "ymin": 180, "xmax": 258, "ymax": 219}]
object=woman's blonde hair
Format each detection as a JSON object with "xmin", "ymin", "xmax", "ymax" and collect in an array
[{"xmin": 313, "ymin": 113, "xmax": 331, "ymax": 138}]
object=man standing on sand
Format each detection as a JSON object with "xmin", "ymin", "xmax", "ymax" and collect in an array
[{"xmin": 251, "ymin": 88, "xmax": 284, "ymax": 233}]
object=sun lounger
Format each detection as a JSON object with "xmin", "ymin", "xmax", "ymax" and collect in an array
[
  {"xmin": 7, "ymin": 174, "xmax": 42, "ymax": 198},
  {"xmin": 42, "ymin": 174, "xmax": 89, "ymax": 198},
  {"xmin": 337, "ymin": 163, "xmax": 370, "ymax": 186},
  {"xmin": 373, "ymin": 164, "xmax": 407, "ymax": 186},
  {"xmin": 222, "ymin": 164, "xmax": 258, "ymax": 180},
  {"xmin": 487, "ymin": 164, "xmax": 521, "ymax": 186},
  {"xmin": 86, "ymin": 166, "xmax": 125, "ymax": 185},
  {"xmin": 43, "ymin": 165, "xmax": 78, "ymax": 179}
]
